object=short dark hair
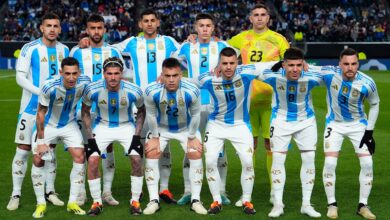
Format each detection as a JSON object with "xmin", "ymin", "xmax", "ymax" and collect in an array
[
  {"xmin": 195, "ymin": 13, "xmax": 215, "ymax": 24},
  {"xmin": 87, "ymin": 14, "xmax": 105, "ymax": 23},
  {"xmin": 162, "ymin": 58, "xmax": 181, "ymax": 69},
  {"xmin": 251, "ymin": 3, "xmax": 269, "ymax": 13},
  {"xmin": 140, "ymin": 8, "xmax": 159, "ymax": 20},
  {"xmin": 284, "ymin": 47, "xmax": 304, "ymax": 60},
  {"xmin": 41, "ymin": 12, "xmax": 60, "ymax": 23},
  {"xmin": 220, "ymin": 47, "xmax": 237, "ymax": 58},
  {"xmin": 61, "ymin": 57, "xmax": 79, "ymax": 69},
  {"xmin": 339, "ymin": 48, "xmax": 358, "ymax": 59},
  {"xmin": 103, "ymin": 57, "xmax": 124, "ymax": 71}
]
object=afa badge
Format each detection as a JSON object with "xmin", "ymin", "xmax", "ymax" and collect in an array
[{"xmin": 120, "ymin": 97, "xmax": 127, "ymax": 106}]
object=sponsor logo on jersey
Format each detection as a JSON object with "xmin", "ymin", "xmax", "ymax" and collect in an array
[
  {"xmin": 214, "ymin": 85, "xmax": 223, "ymax": 90},
  {"xmin": 332, "ymin": 84, "xmax": 338, "ymax": 91},
  {"xmin": 277, "ymin": 85, "xmax": 285, "ymax": 91},
  {"xmin": 50, "ymin": 55, "xmax": 56, "ymax": 62},
  {"xmin": 41, "ymin": 57, "xmax": 48, "ymax": 62},
  {"xmin": 201, "ymin": 47, "xmax": 208, "ymax": 55},
  {"xmin": 157, "ymin": 41, "xmax": 164, "ymax": 50},
  {"xmin": 110, "ymin": 98, "xmax": 117, "ymax": 106},
  {"xmin": 138, "ymin": 44, "xmax": 145, "ymax": 50},
  {"xmin": 342, "ymin": 86, "xmax": 349, "ymax": 94},
  {"xmin": 120, "ymin": 97, "xmax": 127, "ymax": 106},
  {"xmin": 94, "ymin": 53, "xmax": 100, "ymax": 61},
  {"xmin": 352, "ymin": 89, "xmax": 359, "ymax": 97},
  {"xmin": 160, "ymin": 100, "xmax": 168, "ymax": 105},
  {"xmin": 192, "ymin": 49, "xmax": 198, "ymax": 54},
  {"xmin": 99, "ymin": 100, "xmax": 107, "ymax": 105},
  {"xmin": 56, "ymin": 96, "xmax": 64, "ymax": 102},
  {"xmin": 148, "ymin": 43, "xmax": 155, "ymax": 50}
]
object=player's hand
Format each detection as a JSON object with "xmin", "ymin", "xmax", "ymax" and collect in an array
[
  {"xmin": 187, "ymin": 34, "xmax": 197, "ymax": 44},
  {"xmin": 303, "ymin": 60, "xmax": 309, "ymax": 72},
  {"xmin": 359, "ymin": 130, "xmax": 375, "ymax": 155},
  {"xmin": 145, "ymin": 137, "xmax": 160, "ymax": 159},
  {"xmin": 86, "ymin": 138, "xmax": 101, "ymax": 159},
  {"xmin": 37, "ymin": 140, "xmax": 49, "ymax": 157},
  {"xmin": 187, "ymin": 137, "xmax": 203, "ymax": 159},
  {"xmin": 156, "ymin": 74, "xmax": 162, "ymax": 83},
  {"xmin": 211, "ymin": 65, "xmax": 222, "ymax": 77},
  {"xmin": 271, "ymin": 61, "xmax": 283, "ymax": 72},
  {"xmin": 79, "ymin": 37, "xmax": 90, "ymax": 48},
  {"xmin": 129, "ymin": 135, "xmax": 143, "ymax": 158}
]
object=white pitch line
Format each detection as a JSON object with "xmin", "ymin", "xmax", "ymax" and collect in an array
[
  {"xmin": 0, "ymin": 99, "xmax": 19, "ymax": 102},
  {"xmin": 0, "ymin": 74, "xmax": 15, "ymax": 79}
]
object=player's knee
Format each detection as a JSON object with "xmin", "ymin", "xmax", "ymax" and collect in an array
[
  {"xmin": 145, "ymin": 150, "xmax": 160, "ymax": 159},
  {"xmin": 205, "ymin": 156, "xmax": 218, "ymax": 169},
  {"xmin": 187, "ymin": 151, "xmax": 202, "ymax": 160},
  {"xmin": 359, "ymin": 156, "xmax": 373, "ymax": 172},
  {"xmin": 18, "ymin": 144, "xmax": 31, "ymax": 151},
  {"xmin": 130, "ymin": 155, "xmax": 143, "ymax": 176},
  {"xmin": 324, "ymin": 156, "xmax": 338, "ymax": 171},
  {"xmin": 33, "ymin": 155, "xmax": 44, "ymax": 167}
]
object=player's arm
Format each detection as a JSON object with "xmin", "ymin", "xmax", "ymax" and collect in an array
[
  {"xmin": 81, "ymin": 103, "xmax": 93, "ymax": 139},
  {"xmin": 144, "ymin": 90, "xmax": 160, "ymax": 158},
  {"xmin": 16, "ymin": 47, "xmax": 40, "ymax": 95},
  {"xmin": 81, "ymin": 89, "xmax": 101, "ymax": 158},
  {"xmin": 187, "ymin": 94, "xmax": 202, "ymax": 158}
]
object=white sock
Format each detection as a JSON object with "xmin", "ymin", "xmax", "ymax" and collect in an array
[
  {"xmin": 189, "ymin": 159, "xmax": 203, "ymax": 201},
  {"xmin": 300, "ymin": 151, "xmax": 315, "ymax": 206},
  {"xmin": 145, "ymin": 159, "xmax": 160, "ymax": 201},
  {"xmin": 323, "ymin": 156, "xmax": 338, "ymax": 204},
  {"xmin": 131, "ymin": 175, "xmax": 143, "ymax": 202},
  {"xmin": 11, "ymin": 148, "xmax": 30, "ymax": 196},
  {"xmin": 183, "ymin": 156, "xmax": 191, "ymax": 193},
  {"xmin": 206, "ymin": 155, "xmax": 221, "ymax": 203},
  {"xmin": 359, "ymin": 156, "xmax": 373, "ymax": 204},
  {"xmin": 239, "ymin": 153, "xmax": 254, "ymax": 203},
  {"xmin": 217, "ymin": 151, "xmax": 228, "ymax": 194},
  {"xmin": 159, "ymin": 146, "xmax": 171, "ymax": 191},
  {"xmin": 88, "ymin": 178, "xmax": 102, "ymax": 204},
  {"xmin": 31, "ymin": 165, "xmax": 46, "ymax": 204},
  {"xmin": 102, "ymin": 152, "xmax": 115, "ymax": 193},
  {"xmin": 271, "ymin": 152, "xmax": 287, "ymax": 205},
  {"xmin": 79, "ymin": 162, "xmax": 87, "ymax": 195},
  {"xmin": 69, "ymin": 162, "xmax": 85, "ymax": 203},
  {"xmin": 44, "ymin": 148, "xmax": 56, "ymax": 193}
]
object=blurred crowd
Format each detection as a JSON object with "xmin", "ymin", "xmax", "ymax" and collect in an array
[{"xmin": 1, "ymin": 0, "xmax": 388, "ymax": 43}]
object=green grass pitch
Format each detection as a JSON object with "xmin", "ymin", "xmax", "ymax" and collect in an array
[{"xmin": 0, "ymin": 70, "xmax": 388, "ymax": 219}]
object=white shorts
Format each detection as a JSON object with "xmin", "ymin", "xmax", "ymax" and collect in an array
[
  {"xmin": 32, "ymin": 122, "xmax": 84, "ymax": 155},
  {"xmin": 146, "ymin": 129, "xmax": 202, "ymax": 153},
  {"xmin": 323, "ymin": 121, "xmax": 369, "ymax": 154},
  {"xmin": 14, "ymin": 112, "xmax": 35, "ymax": 145},
  {"xmin": 270, "ymin": 117, "xmax": 317, "ymax": 152},
  {"xmin": 93, "ymin": 123, "xmax": 137, "ymax": 156},
  {"xmin": 204, "ymin": 121, "xmax": 253, "ymax": 159}
]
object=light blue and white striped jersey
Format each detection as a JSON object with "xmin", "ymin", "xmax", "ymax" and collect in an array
[
  {"xmin": 144, "ymin": 81, "xmax": 200, "ymax": 133},
  {"xmin": 39, "ymin": 75, "xmax": 90, "ymax": 128},
  {"xmin": 318, "ymin": 66, "xmax": 380, "ymax": 126},
  {"xmin": 259, "ymin": 68, "xmax": 323, "ymax": 122},
  {"xmin": 17, "ymin": 38, "xmax": 69, "ymax": 115},
  {"xmin": 174, "ymin": 39, "xmax": 228, "ymax": 105},
  {"xmin": 195, "ymin": 63, "xmax": 268, "ymax": 126},
  {"xmin": 83, "ymin": 79, "xmax": 144, "ymax": 127},
  {"xmin": 70, "ymin": 43, "xmax": 125, "ymax": 82},
  {"xmin": 114, "ymin": 35, "xmax": 179, "ymax": 90}
]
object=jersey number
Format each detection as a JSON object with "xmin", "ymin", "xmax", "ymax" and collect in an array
[
  {"xmin": 250, "ymin": 50, "xmax": 263, "ymax": 62},
  {"xmin": 204, "ymin": 131, "xmax": 209, "ymax": 143},
  {"xmin": 50, "ymin": 64, "xmax": 57, "ymax": 76},
  {"xmin": 200, "ymin": 56, "xmax": 207, "ymax": 68},
  {"xmin": 64, "ymin": 102, "xmax": 72, "ymax": 111},
  {"xmin": 166, "ymin": 106, "xmax": 178, "ymax": 117},
  {"xmin": 225, "ymin": 91, "xmax": 236, "ymax": 102},
  {"xmin": 270, "ymin": 126, "xmax": 274, "ymax": 138},
  {"xmin": 339, "ymin": 96, "xmax": 347, "ymax": 104},
  {"xmin": 93, "ymin": 63, "xmax": 102, "ymax": 75},
  {"xmin": 288, "ymin": 94, "xmax": 295, "ymax": 102},
  {"xmin": 147, "ymin": 52, "xmax": 156, "ymax": 63}
]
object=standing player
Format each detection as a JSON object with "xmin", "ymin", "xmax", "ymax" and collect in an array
[
  {"xmin": 70, "ymin": 14, "xmax": 127, "ymax": 206},
  {"xmin": 31, "ymin": 57, "xmax": 89, "ymax": 218},
  {"xmin": 142, "ymin": 58, "xmax": 207, "ymax": 215},
  {"xmin": 113, "ymin": 9, "xmax": 180, "ymax": 203},
  {"xmin": 261, "ymin": 48, "xmax": 321, "ymax": 218},
  {"xmin": 7, "ymin": 12, "xmax": 69, "ymax": 210},
  {"xmin": 192, "ymin": 47, "xmax": 276, "ymax": 215},
  {"xmin": 318, "ymin": 48, "xmax": 379, "ymax": 219},
  {"xmin": 81, "ymin": 57, "xmax": 145, "ymax": 216},
  {"xmin": 227, "ymin": 4, "xmax": 289, "ymax": 206},
  {"xmin": 174, "ymin": 13, "xmax": 230, "ymax": 205}
]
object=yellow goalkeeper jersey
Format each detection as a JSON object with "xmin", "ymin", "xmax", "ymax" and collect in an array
[{"xmin": 228, "ymin": 29, "xmax": 289, "ymax": 104}]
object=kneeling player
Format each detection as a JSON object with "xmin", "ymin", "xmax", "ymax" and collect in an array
[
  {"xmin": 143, "ymin": 58, "xmax": 207, "ymax": 215},
  {"xmin": 81, "ymin": 57, "xmax": 145, "ymax": 216},
  {"xmin": 31, "ymin": 57, "xmax": 90, "ymax": 218}
]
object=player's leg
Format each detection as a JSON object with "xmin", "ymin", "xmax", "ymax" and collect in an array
[
  {"xmin": 178, "ymin": 155, "xmax": 191, "ymax": 205},
  {"xmin": 204, "ymin": 122, "xmax": 224, "ymax": 214},
  {"xmin": 259, "ymin": 105, "xmax": 273, "ymax": 203},
  {"xmin": 63, "ymin": 123, "xmax": 86, "ymax": 215},
  {"xmin": 159, "ymin": 144, "xmax": 175, "ymax": 203},
  {"xmin": 351, "ymin": 125, "xmax": 375, "ymax": 219},
  {"xmin": 218, "ymin": 148, "xmax": 230, "ymax": 205},
  {"xmin": 322, "ymin": 122, "xmax": 343, "ymax": 219},
  {"xmin": 294, "ymin": 118, "xmax": 320, "ymax": 218},
  {"xmin": 143, "ymin": 131, "xmax": 168, "ymax": 215},
  {"xmin": 75, "ymin": 116, "xmax": 87, "ymax": 206},
  {"xmin": 229, "ymin": 124, "xmax": 256, "ymax": 215},
  {"xmin": 8, "ymin": 113, "xmax": 34, "ymax": 210},
  {"xmin": 44, "ymin": 144, "xmax": 64, "ymax": 206},
  {"xmin": 102, "ymin": 143, "xmax": 119, "ymax": 206}
]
